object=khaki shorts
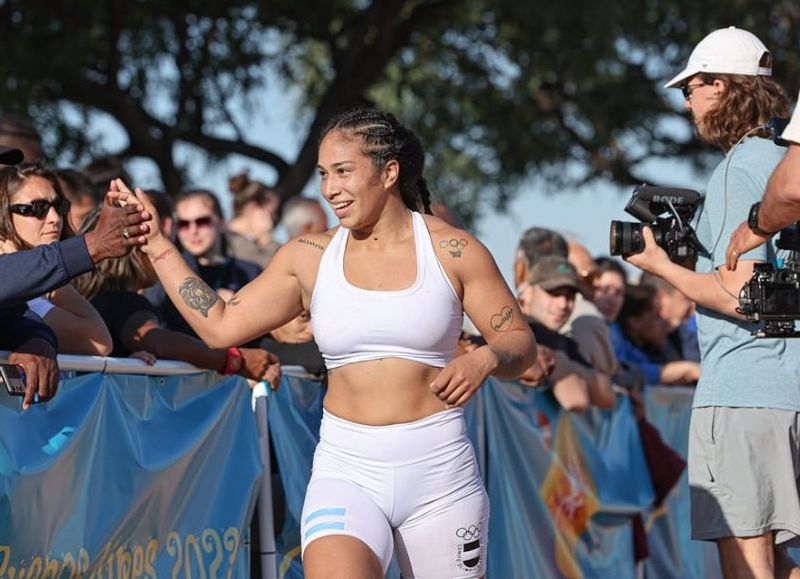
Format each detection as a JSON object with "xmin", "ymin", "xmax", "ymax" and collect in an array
[{"xmin": 688, "ymin": 406, "xmax": 800, "ymax": 545}]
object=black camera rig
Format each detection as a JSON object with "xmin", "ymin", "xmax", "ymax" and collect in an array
[
  {"xmin": 609, "ymin": 184, "xmax": 706, "ymax": 268},
  {"xmin": 738, "ymin": 225, "xmax": 800, "ymax": 338}
]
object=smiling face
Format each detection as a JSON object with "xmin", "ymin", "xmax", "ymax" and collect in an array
[
  {"xmin": 175, "ymin": 195, "xmax": 223, "ymax": 257},
  {"xmin": 10, "ymin": 176, "xmax": 65, "ymax": 247},
  {"xmin": 316, "ymin": 130, "xmax": 395, "ymax": 230},
  {"xmin": 521, "ymin": 284, "xmax": 577, "ymax": 331},
  {"xmin": 593, "ymin": 270, "xmax": 626, "ymax": 322}
]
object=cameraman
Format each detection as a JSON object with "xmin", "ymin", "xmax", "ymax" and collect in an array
[
  {"xmin": 726, "ymin": 97, "xmax": 800, "ymax": 269},
  {"xmin": 627, "ymin": 27, "xmax": 800, "ymax": 578}
]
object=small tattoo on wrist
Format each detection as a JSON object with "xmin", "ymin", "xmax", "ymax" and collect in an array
[
  {"xmin": 152, "ymin": 248, "xmax": 174, "ymax": 263},
  {"xmin": 490, "ymin": 306, "xmax": 513, "ymax": 332},
  {"xmin": 298, "ymin": 238, "xmax": 325, "ymax": 251},
  {"xmin": 439, "ymin": 238, "xmax": 468, "ymax": 258}
]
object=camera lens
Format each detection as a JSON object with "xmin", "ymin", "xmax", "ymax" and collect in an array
[{"xmin": 610, "ymin": 221, "xmax": 645, "ymax": 257}]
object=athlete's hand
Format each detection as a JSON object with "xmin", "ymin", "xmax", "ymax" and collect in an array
[
  {"xmin": 106, "ymin": 179, "xmax": 165, "ymax": 252},
  {"xmin": 430, "ymin": 346, "xmax": 496, "ymax": 407}
]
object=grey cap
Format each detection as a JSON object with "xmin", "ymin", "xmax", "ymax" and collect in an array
[{"xmin": 528, "ymin": 256, "xmax": 580, "ymax": 291}]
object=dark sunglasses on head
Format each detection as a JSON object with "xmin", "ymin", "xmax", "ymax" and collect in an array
[
  {"xmin": 10, "ymin": 198, "xmax": 70, "ymax": 219},
  {"xmin": 176, "ymin": 215, "xmax": 214, "ymax": 230}
]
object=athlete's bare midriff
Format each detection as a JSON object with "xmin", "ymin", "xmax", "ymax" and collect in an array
[{"xmin": 323, "ymin": 358, "xmax": 449, "ymax": 425}]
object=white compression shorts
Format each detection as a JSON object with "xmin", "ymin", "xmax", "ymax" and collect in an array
[{"xmin": 301, "ymin": 407, "xmax": 489, "ymax": 578}]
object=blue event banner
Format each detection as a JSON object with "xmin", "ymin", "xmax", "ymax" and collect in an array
[{"xmin": 0, "ymin": 371, "xmax": 262, "ymax": 578}]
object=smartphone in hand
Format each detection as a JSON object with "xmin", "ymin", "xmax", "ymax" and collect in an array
[{"xmin": 0, "ymin": 363, "xmax": 26, "ymax": 396}]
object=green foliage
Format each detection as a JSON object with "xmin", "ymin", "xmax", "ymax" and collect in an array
[{"xmin": 0, "ymin": 0, "xmax": 797, "ymax": 226}]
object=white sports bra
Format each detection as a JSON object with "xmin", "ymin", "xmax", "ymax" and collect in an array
[{"xmin": 310, "ymin": 211, "xmax": 463, "ymax": 370}]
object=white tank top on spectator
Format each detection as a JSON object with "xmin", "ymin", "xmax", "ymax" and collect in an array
[{"xmin": 311, "ymin": 211, "xmax": 463, "ymax": 370}]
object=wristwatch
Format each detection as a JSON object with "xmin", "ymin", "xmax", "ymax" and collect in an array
[{"xmin": 747, "ymin": 202, "xmax": 775, "ymax": 236}]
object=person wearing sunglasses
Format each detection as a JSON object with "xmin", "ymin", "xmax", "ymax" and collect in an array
[
  {"xmin": 0, "ymin": 163, "xmax": 112, "ymax": 356},
  {"xmin": 0, "ymin": 154, "xmax": 151, "ymax": 409},
  {"xmin": 150, "ymin": 188, "xmax": 261, "ymax": 340},
  {"xmin": 626, "ymin": 27, "xmax": 800, "ymax": 577}
]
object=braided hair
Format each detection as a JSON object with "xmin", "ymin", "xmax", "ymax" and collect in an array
[{"xmin": 321, "ymin": 109, "xmax": 432, "ymax": 214}]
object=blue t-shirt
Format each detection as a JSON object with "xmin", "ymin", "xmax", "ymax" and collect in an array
[
  {"xmin": 692, "ymin": 136, "xmax": 800, "ymax": 410},
  {"xmin": 608, "ymin": 322, "xmax": 663, "ymax": 385}
]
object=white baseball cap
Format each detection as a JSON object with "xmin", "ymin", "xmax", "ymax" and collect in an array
[{"xmin": 664, "ymin": 26, "xmax": 772, "ymax": 89}]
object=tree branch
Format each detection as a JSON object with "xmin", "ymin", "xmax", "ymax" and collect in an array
[
  {"xmin": 177, "ymin": 132, "xmax": 291, "ymax": 177},
  {"xmin": 275, "ymin": 0, "xmax": 464, "ymax": 200}
]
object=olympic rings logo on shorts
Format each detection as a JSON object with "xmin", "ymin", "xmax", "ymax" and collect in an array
[{"xmin": 456, "ymin": 524, "xmax": 481, "ymax": 540}]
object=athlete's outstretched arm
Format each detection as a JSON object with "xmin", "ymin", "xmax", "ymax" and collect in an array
[
  {"xmin": 429, "ymin": 226, "xmax": 537, "ymax": 407},
  {"xmin": 112, "ymin": 183, "xmax": 306, "ymax": 348}
]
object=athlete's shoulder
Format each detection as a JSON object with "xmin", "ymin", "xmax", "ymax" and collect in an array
[
  {"xmin": 266, "ymin": 229, "xmax": 338, "ymax": 275},
  {"xmin": 421, "ymin": 213, "xmax": 488, "ymax": 260},
  {"xmin": 289, "ymin": 228, "xmax": 339, "ymax": 254}
]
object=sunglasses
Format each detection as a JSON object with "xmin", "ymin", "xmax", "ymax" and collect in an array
[
  {"xmin": 176, "ymin": 215, "xmax": 215, "ymax": 230},
  {"xmin": 680, "ymin": 79, "xmax": 713, "ymax": 100},
  {"xmin": 10, "ymin": 198, "xmax": 70, "ymax": 219}
]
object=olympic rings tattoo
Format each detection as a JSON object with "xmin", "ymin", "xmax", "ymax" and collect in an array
[{"xmin": 439, "ymin": 238, "xmax": 468, "ymax": 258}]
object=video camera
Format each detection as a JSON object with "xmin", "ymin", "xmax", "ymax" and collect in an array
[
  {"xmin": 738, "ymin": 225, "xmax": 800, "ymax": 338},
  {"xmin": 609, "ymin": 184, "xmax": 706, "ymax": 268}
]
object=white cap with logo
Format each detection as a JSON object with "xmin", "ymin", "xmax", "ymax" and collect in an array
[{"xmin": 664, "ymin": 26, "xmax": 772, "ymax": 89}]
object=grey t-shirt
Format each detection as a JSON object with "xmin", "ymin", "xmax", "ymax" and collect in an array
[{"xmin": 693, "ymin": 136, "xmax": 800, "ymax": 410}]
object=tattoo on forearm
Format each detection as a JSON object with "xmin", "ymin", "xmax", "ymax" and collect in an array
[
  {"xmin": 298, "ymin": 238, "xmax": 325, "ymax": 251},
  {"xmin": 178, "ymin": 277, "xmax": 219, "ymax": 318},
  {"xmin": 228, "ymin": 293, "xmax": 242, "ymax": 306},
  {"xmin": 491, "ymin": 347, "xmax": 523, "ymax": 368},
  {"xmin": 152, "ymin": 248, "xmax": 174, "ymax": 263},
  {"xmin": 490, "ymin": 306, "xmax": 514, "ymax": 332},
  {"xmin": 439, "ymin": 238, "xmax": 468, "ymax": 258}
]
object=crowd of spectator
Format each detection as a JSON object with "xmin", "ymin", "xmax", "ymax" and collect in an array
[
  {"xmin": 501, "ymin": 225, "xmax": 701, "ymax": 410},
  {"xmin": 0, "ymin": 118, "xmax": 333, "ymax": 407},
  {"xmin": 0, "ymin": 113, "xmax": 701, "ymax": 408},
  {"xmin": 0, "ymin": 113, "xmax": 702, "ymax": 574}
]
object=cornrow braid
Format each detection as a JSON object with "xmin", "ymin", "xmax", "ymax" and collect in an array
[{"xmin": 322, "ymin": 108, "xmax": 433, "ymax": 214}]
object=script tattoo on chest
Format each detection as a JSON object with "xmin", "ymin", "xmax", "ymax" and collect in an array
[
  {"xmin": 178, "ymin": 277, "xmax": 219, "ymax": 318},
  {"xmin": 439, "ymin": 238, "xmax": 468, "ymax": 258},
  {"xmin": 490, "ymin": 305, "xmax": 514, "ymax": 332},
  {"xmin": 298, "ymin": 238, "xmax": 325, "ymax": 251}
]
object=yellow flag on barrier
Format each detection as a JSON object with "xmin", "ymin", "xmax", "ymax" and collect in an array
[{"xmin": 540, "ymin": 415, "xmax": 599, "ymax": 578}]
